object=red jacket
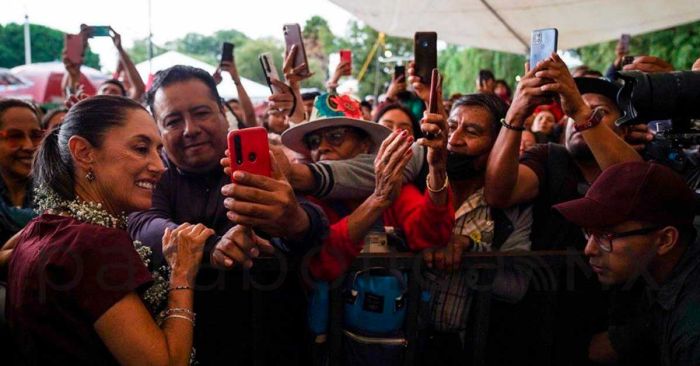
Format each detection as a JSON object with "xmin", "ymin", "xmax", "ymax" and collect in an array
[{"xmin": 309, "ymin": 184, "xmax": 454, "ymax": 281}]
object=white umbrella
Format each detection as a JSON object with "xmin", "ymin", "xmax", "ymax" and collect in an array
[{"xmin": 330, "ymin": 0, "xmax": 700, "ymax": 53}]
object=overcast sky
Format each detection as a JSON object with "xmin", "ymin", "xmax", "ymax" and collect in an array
[{"xmin": 1, "ymin": 0, "xmax": 358, "ymax": 72}]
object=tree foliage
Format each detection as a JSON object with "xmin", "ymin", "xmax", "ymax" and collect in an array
[
  {"xmin": 0, "ymin": 23, "xmax": 100, "ymax": 69},
  {"xmin": 575, "ymin": 20, "xmax": 700, "ymax": 73}
]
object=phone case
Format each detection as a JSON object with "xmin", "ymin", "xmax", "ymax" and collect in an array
[
  {"xmin": 340, "ymin": 49, "xmax": 352, "ymax": 76},
  {"xmin": 227, "ymin": 127, "xmax": 271, "ymax": 178},
  {"xmin": 221, "ymin": 42, "xmax": 234, "ymax": 63},
  {"xmin": 529, "ymin": 28, "xmax": 558, "ymax": 69},
  {"xmin": 64, "ymin": 34, "xmax": 85, "ymax": 65},
  {"xmin": 414, "ymin": 32, "xmax": 438, "ymax": 84},
  {"xmin": 259, "ymin": 53, "xmax": 282, "ymax": 94},
  {"xmin": 394, "ymin": 65, "xmax": 405, "ymax": 81},
  {"xmin": 283, "ymin": 24, "xmax": 310, "ymax": 77},
  {"xmin": 620, "ymin": 34, "xmax": 631, "ymax": 53}
]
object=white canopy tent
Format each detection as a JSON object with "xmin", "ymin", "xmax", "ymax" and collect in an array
[
  {"xmin": 135, "ymin": 51, "xmax": 271, "ymax": 101},
  {"xmin": 330, "ymin": 0, "xmax": 700, "ymax": 54}
]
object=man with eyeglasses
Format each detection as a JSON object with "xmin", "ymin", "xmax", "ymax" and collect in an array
[
  {"xmin": 555, "ymin": 161, "xmax": 700, "ymax": 366},
  {"xmin": 0, "ymin": 99, "xmax": 41, "ymax": 245}
]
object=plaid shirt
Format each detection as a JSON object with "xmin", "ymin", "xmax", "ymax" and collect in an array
[{"xmin": 425, "ymin": 189, "xmax": 493, "ymax": 332}]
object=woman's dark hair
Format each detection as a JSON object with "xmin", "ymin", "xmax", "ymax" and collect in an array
[
  {"xmin": 494, "ymin": 79, "xmax": 512, "ymax": 98},
  {"xmin": 40, "ymin": 107, "xmax": 68, "ymax": 130},
  {"xmin": 374, "ymin": 102, "xmax": 422, "ymax": 139},
  {"xmin": 145, "ymin": 65, "xmax": 222, "ymax": 117},
  {"xmin": 100, "ymin": 79, "xmax": 127, "ymax": 96},
  {"xmin": 451, "ymin": 93, "xmax": 508, "ymax": 137},
  {"xmin": 0, "ymin": 98, "xmax": 39, "ymax": 128},
  {"xmin": 33, "ymin": 95, "xmax": 147, "ymax": 201}
]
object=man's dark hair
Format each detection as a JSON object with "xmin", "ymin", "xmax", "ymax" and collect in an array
[
  {"xmin": 451, "ymin": 93, "xmax": 508, "ymax": 137},
  {"xmin": 145, "ymin": 65, "xmax": 222, "ymax": 117},
  {"xmin": 40, "ymin": 107, "xmax": 68, "ymax": 129},
  {"xmin": 478, "ymin": 69, "xmax": 495, "ymax": 82},
  {"xmin": 301, "ymin": 91, "xmax": 321, "ymax": 102},
  {"xmin": 0, "ymin": 98, "xmax": 39, "ymax": 128},
  {"xmin": 34, "ymin": 95, "xmax": 147, "ymax": 201},
  {"xmin": 100, "ymin": 79, "xmax": 127, "ymax": 96},
  {"xmin": 360, "ymin": 100, "xmax": 372, "ymax": 109}
]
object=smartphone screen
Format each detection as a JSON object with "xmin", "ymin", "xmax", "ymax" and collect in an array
[
  {"xmin": 221, "ymin": 42, "xmax": 234, "ymax": 63},
  {"xmin": 414, "ymin": 32, "xmax": 437, "ymax": 84},
  {"xmin": 340, "ymin": 49, "xmax": 352, "ymax": 76},
  {"xmin": 88, "ymin": 26, "xmax": 111, "ymax": 37},
  {"xmin": 529, "ymin": 28, "xmax": 558, "ymax": 70},
  {"xmin": 283, "ymin": 24, "xmax": 310, "ymax": 77},
  {"xmin": 227, "ymin": 127, "xmax": 272, "ymax": 178}
]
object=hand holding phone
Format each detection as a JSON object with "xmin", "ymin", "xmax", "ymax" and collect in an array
[
  {"xmin": 394, "ymin": 65, "xmax": 406, "ymax": 82},
  {"xmin": 425, "ymin": 68, "xmax": 442, "ymax": 139},
  {"xmin": 228, "ymin": 127, "xmax": 272, "ymax": 179},
  {"xmin": 259, "ymin": 53, "xmax": 283, "ymax": 95}
]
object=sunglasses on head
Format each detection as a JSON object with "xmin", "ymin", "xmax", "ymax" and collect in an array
[
  {"xmin": 0, "ymin": 128, "xmax": 44, "ymax": 148},
  {"xmin": 303, "ymin": 127, "xmax": 352, "ymax": 151}
]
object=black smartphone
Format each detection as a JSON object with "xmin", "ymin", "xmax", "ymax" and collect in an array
[
  {"xmin": 414, "ymin": 32, "xmax": 437, "ymax": 83},
  {"xmin": 529, "ymin": 28, "xmax": 558, "ymax": 70},
  {"xmin": 619, "ymin": 34, "xmax": 631, "ymax": 54},
  {"xmin": 221, "ymin": 42, "xmax": 234, "ymax": 64},
  {"xmin": 394, "ymin": 65, "xmax": 405, "ymax": 81},
  {"xmin": 283, "ymin": 23, "xmax": 310, "ymax": 77}
]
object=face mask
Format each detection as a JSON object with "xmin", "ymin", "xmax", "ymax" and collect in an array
[{"xmin": 446, "ymin": 152, "xmax": 481, "ymax": 181}]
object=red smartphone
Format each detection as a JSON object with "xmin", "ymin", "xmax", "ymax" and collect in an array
[
  {"xmin": 64, "ymin": 34, "xmax": 85, "ymax": 65},
  {"xmin": 227, "ymin": 127, "xmax": 271, "ymax": 178},
  {"xmin": 414, "ymin": 32, "xmax": 438, "ymax": 83},
  {"xmin": 428, "ymin": 68, "xmax": 440, "ymax": 114},
  {"xmin": 340, "ymin": 49, "xmax": 352, "ymax": 76},
  {"xmin": 283, "ymin": 23, "xmax": 310, "ymax": 77}
]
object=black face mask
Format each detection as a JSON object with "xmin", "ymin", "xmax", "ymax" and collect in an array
[{"xmin": 446, "ymin": 152, "xmax": 481, "ymax": 181}]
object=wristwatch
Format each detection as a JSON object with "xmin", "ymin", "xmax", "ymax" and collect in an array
[{"xmin": 574, "ymin": 107, "xmax": 604, "ymax": 132}]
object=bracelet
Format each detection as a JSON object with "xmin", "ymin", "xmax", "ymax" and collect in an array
[
  {"xmin": 164, "ymin": 314, "xmax": 195, "ymax": 326},
  {"xmin": 500, "ymin": 118, "xmax": 525, "ymax": 132},
  {"xmin": 168, "ymin": 285, "xmax": 193, "ymax": 292},
  {"xmin": 163, "ymin": 307, "xmax": 195, "ymax": 317},
  {"xmin": 425, "ymin": 175, "xmax": 449, "ymax": 193}
]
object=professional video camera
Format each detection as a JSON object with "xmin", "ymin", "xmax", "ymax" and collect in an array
[{"xmin": 615, "ymin": 70, "xmax": 700, "ymax": 189}]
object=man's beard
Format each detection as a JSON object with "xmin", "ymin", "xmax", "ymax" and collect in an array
[{"xmin": 446, "ymin": 152, "xmax": 482, "ymax": 181}]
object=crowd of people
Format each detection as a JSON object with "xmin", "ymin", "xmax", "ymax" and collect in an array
[{"xmin": 0, "ymin": 24, "xmax": 699, "ymax": 366}]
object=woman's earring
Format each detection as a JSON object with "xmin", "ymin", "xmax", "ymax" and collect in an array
[{"xmin": 85, "ymin": 168, "xmax": 96, "ymax": 182}]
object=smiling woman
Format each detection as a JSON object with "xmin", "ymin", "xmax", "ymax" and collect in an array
[{"xmin": 6, "ymin": 95, "xmax": 214, "ymax": 365}]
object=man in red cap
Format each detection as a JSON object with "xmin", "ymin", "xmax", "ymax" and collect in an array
[{"xmin": 555, "ymin": 161, "xmax": 700, "ymax": 366}]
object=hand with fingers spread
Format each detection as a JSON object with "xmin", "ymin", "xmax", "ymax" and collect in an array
[
  {"xmin": 221, "ymin": 152, "xmax": 310, "ymax": 240},
  {"xmin": 211, "ymin": 225, "xmax": 275, "ymax": 270},
  {"xmin": 535, "ymin": 53, "xmax": 590, "ymax": 122},
  {"xmin": 162, "ymin": 223, "xmax": 215, "ymax": 286},
  {"xmin": 372, "ymin": 130, "xmax": 415, "ymax": 207},
  {"xmin": 622, "ymin": 56, "xmax": 674, "ymax": 74}
]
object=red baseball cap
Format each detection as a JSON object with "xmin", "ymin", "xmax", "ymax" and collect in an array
[{"xmin": 554, "ymin": 161, "xmax": 696, "ymax": 229}]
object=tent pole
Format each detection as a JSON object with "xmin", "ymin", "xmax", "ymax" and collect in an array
[{"xmin": 479, "ymin": 0, "xmax": 529, "ymax": 53}]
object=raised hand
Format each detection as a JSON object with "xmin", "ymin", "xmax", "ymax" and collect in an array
[
  {"xmin": 373, "ymin": 130, "xmax": 414, "ymax": 206},
  {"xmin": 211, "ymin": 225, "xmax": 275, "ymax": 270},
  {"xmin": 162, "ymin": 223, "xmax": 215, "ymax": 286}
]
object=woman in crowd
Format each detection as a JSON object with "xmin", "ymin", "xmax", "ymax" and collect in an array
[
  {"xmin": 6, "ymin": 95, "xmax": 214, "ymax": 365},
  {"xmin": 375, "ymin": 102, "xmax": 422, "ymax": 139},
  {"xmin": 280, "ymin": 93, "xmax": 454, "ymax": 282}
]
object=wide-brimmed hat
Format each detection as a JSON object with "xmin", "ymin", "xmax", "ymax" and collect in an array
[{"xmin": 281, "ymin": 93, "xmax": 390, "ymax": 155}]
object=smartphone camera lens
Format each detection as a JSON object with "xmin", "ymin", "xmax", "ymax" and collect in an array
[
  {"xmin": 421, "ymin": 41, "xmax": 429, "ymax": 48},
  {"xmin": 248, "ymin": 152, "xmax": 257, "ymax": 162},
  {"xmin": 234, "ymin": 135, "xmax": 243, "ymax": 165}
]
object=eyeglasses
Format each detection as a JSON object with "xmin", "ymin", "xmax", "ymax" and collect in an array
[
  {"xmin": 583, "ymin": 226, "xmax": 662, "ymax": 252},
  {"xmin": 0, "ymin": 128, "xmax": 44, "ymax": 148},
  {"xmin": 303, "ymin": 127, "xmax": 351, "ymax": 150}
]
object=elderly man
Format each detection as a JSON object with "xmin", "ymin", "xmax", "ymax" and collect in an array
[
  {"xmin": 128, "ymin": 65, "xmax": 328, "ymax": 365},
  {"xmin": 555, "ymin": 161, "xmax": 700, "ymax": 366}
]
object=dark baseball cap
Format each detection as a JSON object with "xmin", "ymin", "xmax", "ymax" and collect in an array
[
  {"xmin": 574, "ymin": 77, "xmax": 620, "ymax": 106},
  {"xmin": 554, "ymin": 161, "xmax": 695, "ymax": 229}
]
